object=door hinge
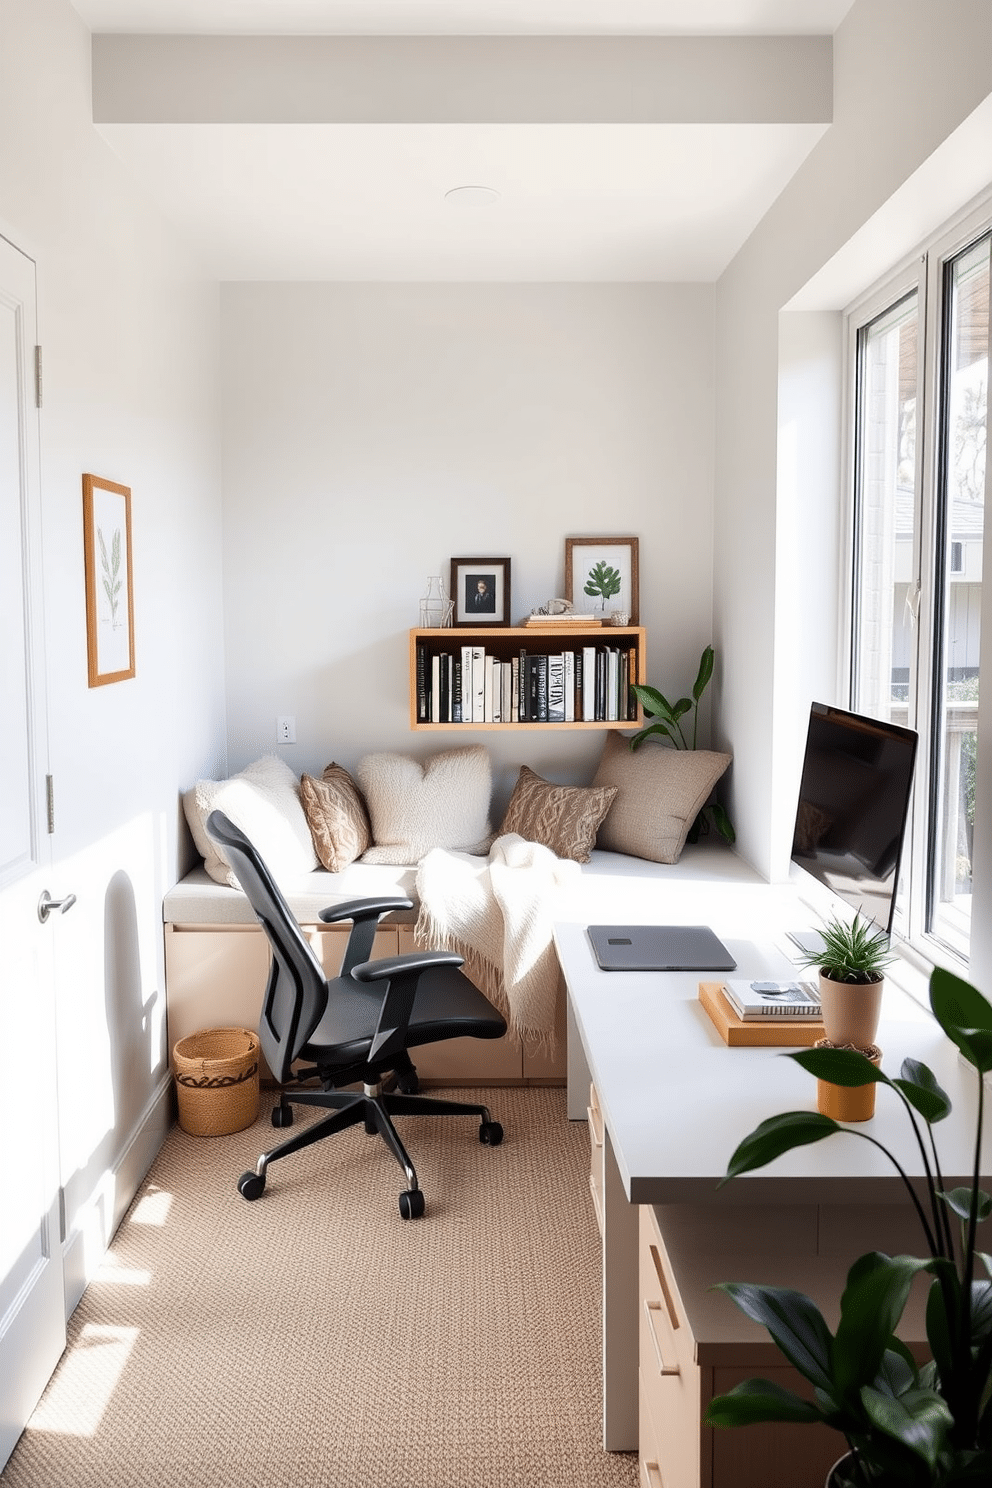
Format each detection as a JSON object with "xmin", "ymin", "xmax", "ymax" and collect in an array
[
  {"xmin": 46, "ymin": 774, "xmax": 55, "ymax": 834},
  {"xmin": 58, "ymin": 1188, "xmax": 67, "ymax": 1245},
  {"xmin": 34, "ymin": 344, "xmax": 42, "ymax": 407}
]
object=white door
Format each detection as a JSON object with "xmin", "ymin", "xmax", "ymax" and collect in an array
[{"xmin": 0, "ymin": 233, "xmax": 67, "ymax": 1469}]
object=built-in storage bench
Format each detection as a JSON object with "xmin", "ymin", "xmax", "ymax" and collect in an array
[{"xmin": 163, "ymin": 864, "xmax": 564, "ymax": 1084}]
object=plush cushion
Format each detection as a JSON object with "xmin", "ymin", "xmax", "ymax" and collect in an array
[
  {"xmin": 592, "ymin": 730, "xmax": 731, "ymax": 864},
  {"xmin": 183, "ymin": 755, "xmax": 319, "ymax": 887},
  {"xmin": 497, "ymin": 765, "xmax": 617, "ymax": 864},
  {"xmin": 300, "ymin": 763, "xmax": 372, "ymax": 872},
  {"xmin": 357, "ymin": 746, "xmax": 493, "ymax": 865}
]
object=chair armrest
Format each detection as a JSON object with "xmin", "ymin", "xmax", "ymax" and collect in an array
[
  {"xmin": 350, "ymin": 950, "xmax": 465, "ymax": 982},
  {"xmin": 318, "ymin": 896, "xmax": 414, "ymax": 926},
  {"xmin": 351, "ymin": 951, "xmax": 466, "ymax": 1064}
]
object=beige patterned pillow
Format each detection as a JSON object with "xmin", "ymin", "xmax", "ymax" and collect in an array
[
  {"xmin": 592, "ymin": 730, "xmax": 731, "ymax": 863},
  {"xmin": 300, "ymin": 764, "xmax": 372, "ymax": 873},
  {"xmin": 497, "ymin": 766, "xmax": 617, "ymax": 864}
]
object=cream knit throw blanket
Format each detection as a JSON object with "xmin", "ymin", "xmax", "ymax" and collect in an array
[{"xmin": 414, "ymin": 833, "xmax": 580, "ymax": 1052}]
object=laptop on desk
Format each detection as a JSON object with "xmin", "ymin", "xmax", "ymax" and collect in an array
[{"xmin": 587, "ymin": 924, "xmax": 737, "ymax": 973}]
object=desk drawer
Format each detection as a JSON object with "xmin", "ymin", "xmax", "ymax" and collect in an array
[
  {"xmin": 588, "ymin": 1083, "xmax": 605, "ymax": 1235},
  {"xmin": 639, "ymin": 1206, "xmax": 701, "ymax": 1488}
]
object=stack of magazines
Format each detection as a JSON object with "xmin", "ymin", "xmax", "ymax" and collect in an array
[{"xmin": 721, "ymin": 979, "xmax": 821, "ymax": 1021}]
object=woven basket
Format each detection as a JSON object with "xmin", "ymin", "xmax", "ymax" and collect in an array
[{"xmin": 173, "ymin": 1027, "xmax": 260, "ymax": 1136}]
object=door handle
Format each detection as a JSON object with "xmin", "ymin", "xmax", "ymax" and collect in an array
[{"xmin": 38, "ymin": 890, "xmax": 77, "ymax": 924}]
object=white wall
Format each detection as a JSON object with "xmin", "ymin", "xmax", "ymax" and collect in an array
[
  {"xmin": 714, "ymin": 0, "xmax": 992, "ymax": 887},
  {"xmin": 220, "ymin": 282, "xmax": 716, "ymax": 818},
  {"xmin": 1, "ymin": 0, "xmax": 226, "ymax": 1303}
]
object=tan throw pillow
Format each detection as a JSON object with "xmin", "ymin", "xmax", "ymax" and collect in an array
[
  {"xmin": 592, "ymin": 730, "xmax": 731, "ymax": 864},
  {"xmin": 300, "ymin": 763, "xmax": 372, "ymax": 872},
  {"xmin": 497, "ymin": 765, "xmax": 617, "ymax": 864}
]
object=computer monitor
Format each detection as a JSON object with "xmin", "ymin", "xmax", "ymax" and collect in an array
[{"xmin": 788, "ymin": 702, "xmax": 918, "ymax": 948}]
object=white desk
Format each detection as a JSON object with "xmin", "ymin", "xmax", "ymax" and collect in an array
[{"xmin": 553, "ymin": 859, "xmax": 989, "ymax": 1451}]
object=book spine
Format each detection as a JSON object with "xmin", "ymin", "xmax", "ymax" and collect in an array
[
  {"xmin": 452, "ymin": 658, "xmax": 462, "ymax": 723},
  {"xmin": 430, "ymin": 654, "xmax": 441, "ymax": 723},
  {"xmin": 534, "ymin": 654, "xmax": 549, "ymax": 721},
  {"xmin": 485, "ymin": 654, "xmax": 496, "ymax": 722},
  {"xmin": 472, "ymin": 646, "xmax": 486, "ymax": 721},
  {"xmin": 461, "ymin": 645, "xmax": 474, "ymax": 723},
  {"xmin": 563, "ymin": 650, "xmax": 575, "ymax": 722},
  {"xmin": 511, "ymin": 656, "xmax": 520, "ymax": 722},
  {"xmin": 416, "ymin": 643, "xmax": 428, "ymax": 723},
  {"xmin": 583, "ymin": 645, "xmax": 596, "ymax": 722},
  {"xmin": 548, "ymin": 653, "xmax": 565, "ymax": 722}
]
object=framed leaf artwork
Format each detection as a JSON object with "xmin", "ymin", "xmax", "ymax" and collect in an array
[{"xmin": 83, "ymin": 473, "xmax": 135, "ymax": 686}]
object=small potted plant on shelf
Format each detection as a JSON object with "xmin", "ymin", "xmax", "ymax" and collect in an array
[
  {"xmin": 629, "ymin": 643, "xmax": 735, "ymax": 844},
  {"xmin": 704, "ymin": 964, "xmax": 992, "ymax": 1488},
  {"xmin": 798, "ymin": 911, "xmax": 895, "ymax": 1121}
]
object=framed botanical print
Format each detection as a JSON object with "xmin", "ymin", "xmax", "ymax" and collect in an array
[
  {"xmin": 83, "ymin": 473, "xmax": 135, "ymax": 686},
  {"xmin": 564, "ymin": 536, "xmax": 639, "ymax": 624}
]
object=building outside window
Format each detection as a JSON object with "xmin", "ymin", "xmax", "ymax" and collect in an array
[{"xmin": 848, "ymin": 211, "xmax": 989, "ymax": 963}]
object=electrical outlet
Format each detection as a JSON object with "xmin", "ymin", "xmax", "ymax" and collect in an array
[{"xmin": 276, "ymin": 715, "xmax": 296, "ymax": 744}]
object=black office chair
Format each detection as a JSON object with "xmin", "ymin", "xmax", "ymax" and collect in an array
[{"xmin": 206, "ymin": 810, "xmax": 506, "ymax": 1219}]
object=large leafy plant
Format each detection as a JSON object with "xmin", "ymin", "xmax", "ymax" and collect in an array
[
  {"xmin": 705, "ymin": 965, "xmax": 992, "ymax": 1486},
  {"xmin": 629, "ymin": 644, "xmax": 735, "ymax": 844}
]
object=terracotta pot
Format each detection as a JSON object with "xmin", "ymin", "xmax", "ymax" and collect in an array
[
  {"xmin": 818, "ymin": 972, "xmax": 884, "ymax": 1050},
  {"xmin": 816, "ymin": 1040, "xmax": 882, "ymax": 1122}
]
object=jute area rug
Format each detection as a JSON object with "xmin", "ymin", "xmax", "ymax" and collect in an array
[{"xmin": 3, "ymin": 1086, "xmax": 638, "ymax": 1488}]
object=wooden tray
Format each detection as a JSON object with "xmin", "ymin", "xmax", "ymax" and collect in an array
[{"xmin": 698, "ymin": 981, "xmax": 825, "ymax": 1047}]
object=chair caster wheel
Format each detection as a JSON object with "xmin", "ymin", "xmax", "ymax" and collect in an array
[
  {"xmin": 397, "ymin": 1072, "xmax": 420, "ymax": 1094},
  {"xmin": 479, "ymin": 1121, "xmax": 503, "ymax": 1146},
  {"xmin": 271, "ymin": 1103, "xmax": 293, "ymax": 1128},
  {"xmin": 238, "ymin": 1171, "xmax": 265, "ymax": 1201},
  {"xmin": 399, "ymin": 1189, "xmax": 425, "ymax": 1220}
]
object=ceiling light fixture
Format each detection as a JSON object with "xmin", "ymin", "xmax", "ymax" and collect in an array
[{"xmin": 444, "ymin": 185, "xmax": 501, "ymax": 206}]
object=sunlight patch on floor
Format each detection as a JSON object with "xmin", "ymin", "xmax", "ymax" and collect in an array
[
  {"xmin": 29, "ymin": 1325, "xmax": 138, "ymax": 1437},
  {"xmin": 129, "ymin": 1186, "xmax": 173, "ymax": 1226}
]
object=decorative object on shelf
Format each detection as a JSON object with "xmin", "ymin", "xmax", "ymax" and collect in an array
[
  {"xmin": 795, "ymin": 909, "xmax": 894, "ymax": 1120},
  {"xmin": 609, "ymin": 611, "xmax": 630, "ymax": 626},
  {"xmin": 564, "ymin": 535, "xmax": 639, "ymax": 623},
  {"xmin": 82, "ymin": 472, "xmax": 135, "ymax": 686},
  {"xmin": 705, "ymin": 964, "xmax": 992, "ymax": 1488},
  {"xmin": 450, "ymin": 556, "xmax": 511, "ymax": 627},
  {"xmin": 629, "ymin": 644, "xmax": 735, "ymax": 844},
  {"xmin": 419, "ymin": 574, "xmax": 454, "ymax": 628},
  {"xmin": 524, "ymin": 599, "xmax": 603, "ymax": 628}
]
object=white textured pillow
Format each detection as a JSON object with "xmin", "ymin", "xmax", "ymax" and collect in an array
[
  {"xmin": 183, "ymin": 755, "xmax": 319, "ymax": 887},
  {"xmin": 357, "ymin": 746, "xmax": 493, "ymax": 865}
]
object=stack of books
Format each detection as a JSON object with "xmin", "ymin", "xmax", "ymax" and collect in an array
[
  {"xmin": 721, "ymin": 979, "xmax": 821, "ymax": 1020},
  {"xmin": 697, "ymin": 978, "xmax": 824, "ymax": 1046}
]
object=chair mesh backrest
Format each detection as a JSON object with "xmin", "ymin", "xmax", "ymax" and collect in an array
[{"xmin": 205, "ymin": 810, "xmax": 327, "ymax": 1084}]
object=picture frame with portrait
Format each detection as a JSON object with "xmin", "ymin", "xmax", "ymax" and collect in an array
[
  {"xmin": 564, "ymin": 536, "xmax": 639, "ymax": 624},
  {"xmin": 450, "ymin": 557, "xmax": 512, "ymax": 627}
]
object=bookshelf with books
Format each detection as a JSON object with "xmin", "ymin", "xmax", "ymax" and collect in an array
[{"xmin": 409, "ymin": 625, "xmax": 647, "ymax": 730}]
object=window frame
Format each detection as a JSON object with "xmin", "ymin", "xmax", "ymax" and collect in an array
[{"xmin": 842, "ymin": 193, "xmax": 991, "ymax": 968}]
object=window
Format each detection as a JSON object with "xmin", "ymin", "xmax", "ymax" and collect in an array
[{"xmin": 849, "ymin": 213, "xmax": 989, "ymax": 962}]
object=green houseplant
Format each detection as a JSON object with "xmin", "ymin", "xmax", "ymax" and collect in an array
[
  {"xmin": 704, "ymin": 964, "xmax": 992, "ymax": 1487},
  {"xmin": 800, "ymin": 912, "xmax": 895, "ymax": 1057},
  {"xmin": 629, "ymin": 643, "xmax": 735, "ymax": 844}
]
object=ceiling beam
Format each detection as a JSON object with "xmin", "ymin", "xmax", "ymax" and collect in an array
[{"xmin": 92, "ymin": 34, "xmax": 832, "ymax": 125}]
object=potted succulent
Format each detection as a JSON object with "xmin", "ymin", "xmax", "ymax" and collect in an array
[
  {"xmin": 798, "ymin": 911, "xmax": 895, "ymax": 1120},
  {"xmin": 629, "ymin": 643, "xmax": 735, "ymax": 844},
  {"xmin": 704, "ymin": 964, "xmax": 992, "ymax": 1487}
]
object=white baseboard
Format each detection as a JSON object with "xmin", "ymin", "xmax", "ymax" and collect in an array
[{"xmin": 62, "ymin": 1074, "xmax": 174, "ymax": 1318}]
